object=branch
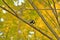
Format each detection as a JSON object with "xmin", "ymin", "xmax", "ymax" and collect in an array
[
  {"xmin": 47, "ymin": 0, "xmax": 60, "ymax": 26},
  {"xmin": 0, "ymin": 6, "xmax": 53, "ymax": 40},
  {"xmin": 52, "ymin": 0, "xmax": 58, "ymax": 19},
  {"xmin": 24, "ymin": 8, "xmax": 60, "ymax": 10},
  {"xmin": 40, "ymin": 0, "xmax": 59, "ymax": 27},
  {"xmin": 38, "ymin": 1, "xmax": 57, "ymax": 27},
  {"xmin": 45, "ymin": 11, "xmax": 57, "ymax": 27},
  {"xmin": 28, "ymin": 0, "xmax": 59, "ymax": 40},
  {"xmin": 46, "ymin": 1, "xmax": 56, "ymax": 17},
  {"xmin": 2, "ymin": 0, "xmax": 17, "ymax": 15},
  {"xmin": 52, "ymin": 0, "xmax": 60, "ymax": 26},
  {"xmin": 0, "ymin": 6, "xmax": 15, "ymax": 15}
]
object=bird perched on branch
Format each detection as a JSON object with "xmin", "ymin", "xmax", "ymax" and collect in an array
[{"xmin": 29, "ymin": 20, "xmax": 35, "ymax": 24}]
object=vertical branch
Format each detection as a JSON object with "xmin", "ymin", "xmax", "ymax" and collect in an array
[{"xmin": 28, "ymin": 0, "xmax": 60, "ymax": 40}]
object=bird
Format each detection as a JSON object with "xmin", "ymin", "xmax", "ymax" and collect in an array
[{"xmin": 29, "ymin": 20, "xmax": 35, "ymax": 24}]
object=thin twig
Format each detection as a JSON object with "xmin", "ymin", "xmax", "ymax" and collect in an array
[
  {"xmin": 45, "ymin": 11, "xmax": 57, "ymax": 27},
  {"xmin": 0, "ymin": 6, "xmax": 15, "ymax": 15},
  {"xmin": 47, "ymin": 0, "xmax": 60, "ymax": 26},
  {"xmin": 45, "ymin": 0, "xmax": 56, "ymax": 18},
  {"xmin": 28, "ymin": 0, "xmax": 59, "ymax": 40},
  {"xmin": 52, "ymin": 0, "xmax": 60, "ymax": 26},
  {"xmin": 39, "ymin": 1, "xmax": 57, "ymax": 27},
  {"xmin": 52, "ymin": 0, "xmax": 58, "ymax": 19},
  {"xmin": 40, "ymin": 10, "xmax": 56, "ymax": 27},
  {"xmin": 24, "ymin": 8, "xmax": 60, "ymax": 10},
  {"xmin": 2, "ymin": 0, "xmax": 17, "ymax": 15}
]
